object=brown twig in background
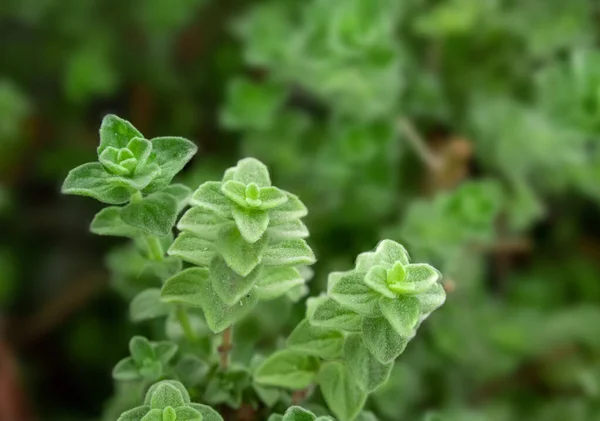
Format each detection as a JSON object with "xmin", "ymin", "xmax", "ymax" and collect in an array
[
  {"xmin": 291, "ymin": 386, "xmax": 313, "ymax": 405},
  {"xmin": 471, "ymin": 238, "xmax": 533, "ymax": 254},
  {"xmin": 0, "ymin": 331, "xmax": 35, "ymax": 421},
  {"xmin": 218, "ymin": 326, "xmax": 233, "ymax": 371},
  {"xmin": 397, "ymin": 118, "xmax": 443, "ymax": 173}
]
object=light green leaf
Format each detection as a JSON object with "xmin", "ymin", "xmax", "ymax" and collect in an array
[
  {"xmin": 98, "ymin": 114, "xmax": 143, "ymax": 154},
  {"xmin": 210, "ymin": 256, "xmax": 261, "ymax": 305},
  {"xmin": 174, "ymin": 407, "xmax": 203, "ymax": 421},
  {"xmin": 318, "ymin": 362, "xmax": 367, "ymax": 421},
  {"xmin": 154, "ymin": 341, "xmax": 179, "ymax": 365},
  {"xmin": 99, "ymin": 147, "xmax": 130, "ymax": 176},
  {"xmin": 221, "ymin": 180, "xmax": 248, "ymax": 207},
  {"xmin": 168, "ymin": 233, "xmax": 215, "ymax": 267},
  {"xmin": 388, "ymin": 263, "xmax": 440, "ymax": 295},
  {"xmin": 121, "ymin": 192, "xmax": 178, "ymax": 237},
  {"xmin": 130, "ymin": 288, "xmax": 172, "ymax": 322},
  {"xmin": 217, "ymin": 225, "xmax": 268, "ymax": 276},
  {"xmin": 233, "ymin": 157, "xmax": 271, "ymax": 187},
  {"xmin": 286, "ymin": 319, "xmax": 344, "ymax": 360},
  {"xmin": 139, "ymin": 360, "xmax": 162, "ymax": 381},
  {"xmin": 282, "ymin": 406, "xmax": 317, "ymax": 421},
  {"xmin": 310, "ymin": 297, "xmax": 363, "ymax": 332},
  {"xmin": 139, "ymin": 256, "xmax": 182, "ymax": 281},
  {"xmin": 127, "ymin": 137, "xmax": 153, "ymax": 167},
  {"xmin": 232, "ymin": 206, "xmax": 269, "ymax": 243},
  {"xmin": 90, "ymin": 206, "xmax": 141, "ymax": 237},
  {"xmin": 362, "ymin": 317, "xmax": 408, "ymax": 364},
  {"xmin": 417, "ymin": 282, "xmax": 446, "ymax": 314},
  {"xmin": 255, "ymin": 266, "xmax": 305, "ymax": 300},
  {"xmin": 253, "ymin": 383, "xmax": 280, "ymax": 407},
  {"xmin": 177, "ymin": 207, "xmax": 232, "ymax": 241},
  {"xmin": 262, "ymin": 240, "xmax": 316, "ymax": 267},
  {"xmin": 200, "ymin": 279, "xmax": 258, "ymax": 333},
  {"xmin": 190, "ymin": 182, "xmax": 232, "ymax": 218},
  {"xmin": 140, "ymin": 409, "xmax": 162, "ymax": 421},
  {"xmin": 329, "ymin": 272, "xmax": 380, "ymax": 317},
  {"xmin": 254, "ymin": 350, "xmax": 320, "ymax": 389},
  {"xmin": 355, "ymin": 240, "xmax": 410, "ymax": 272},
  {"xmin": 258, "ymin": 186, "xmax": 288, "ymax": 210},
  {"xmin": 149, "ymin": 382, "xmax": 187, "ymax": 409},
  {"xmin": 144, "ymin": 381, "xmax": 191, "ymax": 406},
  {"xmin": 112, "ymin": 357, "xmax": 140, "ymax": 381},
  {"xmin": 144, "ymin": 136, "xmax": 198, "ymax": 192},
  {"xmin": 130, "ymin": 336, "xmax": 155, "ymax": 364},
  {"xmin": 269, "ymin": 193, "xmax": 308, "ymax": 222},
  {"xmin": 364, "ymin": 266, "xmax": 395, "ymax": 298},
  {"xmin": 161, "ymin": 268, "xmax": 211, "ymax": 308},
  {"xmin": 117, "ymin": 406, "xmax": 152, "ymax": 421},
  {"xmin": 188, "ymin": 404, "xmax": 225, "ymax": 421},
  {"xmin": 379, "ymin": 296, "xmax": 420, "ymax": 336},
  {"xmin": 344, "ymin": 334, "xmax": 393, "ymax": 392},
  {"xmin": 267, "ymin": 219, "xmax": 309, "ymax": 242},
  {"xmin": 112, "ymin": 163, "xmax": 161, "ymax": 191},
  {"xmin": 162, "ymin": 184, "xmax": 193, "ymax": 212},
  {"xmin": 62, "ymin": 162, "xmax": 131, "ymax": 204}
]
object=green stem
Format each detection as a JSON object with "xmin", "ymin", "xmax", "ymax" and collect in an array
[
  {"xmin": 176, "ymin": 306, "xmax": 197, "ymax": 343},
  {"xmin": 145, "ymin": 235, "xmax": 164, "ymax": 261}
]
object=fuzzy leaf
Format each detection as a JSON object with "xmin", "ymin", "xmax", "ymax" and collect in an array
[
  {"xmin": 143, "ymin": 136, "xmax": 198, "ymax": 192},
  {"xmin": 282, "ymin": 406, "xmax": 317, "ymax": 421},
  {"xmin": 174, "ymin": 407, "xmax": 203, "ymax": 421},
  {"xmin": 161, "ymin": 268, "xmax": 211, "ymax": 308},
  {"xmin": 130, "ymin": 336, "xmax": 155, "ymax": 364},
  {"xmin": 267, "ymin": 219, "xmax": 309, "ymax": 242},
  {"xmin": 388, "ymin": 263, "xmax": 440, "ymax": 295},
  {"xmin": 144, "ymin": 381, "xmax": 191, "ymax": 406},
  {"xmin": 190, "ymin": 182, "xmax": 232, "ymax": 218},
  {"xmin": 269, "ymin": 193, "xmax": 308, "ymax": 222},
  {"xmin": 379, "ymin": 296, "xmax": 420, "ymax": 336},
  {"xmin": 112, "ymin": 357, "xmax": 140, "ymax": 381},
  {"xmin": 121, "ymin": 193, "xmax": 178, "ymax": 237},
  {"xmin": 200, "ymin": 279, "xmax": 258, "ymax": 333},
  {"xmin": 62, "ymin": 162, "xmax": 131, "ymax": 204},
  {"xmin": 154, "ymin": 341, "xmax": 179, "ymax": 365},
  {"xmin": 232, "ymin": 206, "xmax": 270, "ymax": 243},
  {"xmin": 262, "ymin": 240, "xmax": 316, "ymax": 267},
  {"xmin": 218, "ymin": 225, "xmax": 268, "ymax": 276},
  {"xmin": 127, "ymin": 137, "xmax": 152, "ymax": 167},
  {"xmin": 255, "ymin": 266, "xmax": 305, "ymax": 300},
  {"xmin": 310, "ymin": 297, "xmax": 363, "ymax": 332},
  {"xmin": 258, "ymin": 186, "xmax": 288, "ymax": 210},
  {"xmin": 233, "ymin": 157, "xmax": 271, "ymax": 187},
  {"xmin": 210, "ymin": 256, "xmax": 261, "ymax": 305},
  {"xmin": 362, "ymin": 317, "xmax": 408, "ymax": 364},
  {"xmin": 418, "ymin": 282, "xmax": 446, "ymax": 314},
  {"xmin": 344, "ymin": 334, "xmax": 393, "ymax": 392},
  {"xmin": 140, "ymin": 409, "xmax": 162, "ymax": 421},
  {"xmin": 177, "ymin": 207, "xmax": 233, "ymax": 241},
  {"xmin": 318, "ymin": 362, "xmax": 367, "ymax": 421},
  {"xmin": 221, "ymin": 180, "xmax": 248, "ymax": 207},
  {"xmin": 162, "ymin": 184, "xmax": 193, "ymax": 212},
  {"xmin": 254, "ymin": 350, "xmax": 320, "ymax": 389},
  {"xmin": 286, "ymin": 319, "xmax": 344, "ymax": 359},
  {"xmin": 356, "ymin": 240, "xmax": 410, "ymax": 272},
  {"xmin": 117, "ymin": 406, "xmax": 152, "ymax": 421},
  {"xmin": 168, "ymin": 233, "xmax": 215, "ymax": 266},
  {"xmin": 90, "ymin": 206, "xmax": 141, "ymax": 237},
  {"xmin": 188, "ymin": 404, "xmax": 225, "ymax": 421},
  {"xmin": 148, "ymin": 382, "xmax": 187, "ymax": 409},
  {"xmin": 329, "ymin": 272, "xmax": 380, "ymax": 316},
  {"xmin": 98, "ymin": 114, "xmax": 143, "ymax": 154},
  {"xmin": 130, "ymin": 288, "xmax": 172, "ymax": 322},
  {"xmin": 364, "ymin": 266, "xmax": 395, "ymax": 298}
]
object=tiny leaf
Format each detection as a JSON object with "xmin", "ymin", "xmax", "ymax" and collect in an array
[{"xmin": 99, "ymin": 114, "xmax": 143, "ymax": 153}]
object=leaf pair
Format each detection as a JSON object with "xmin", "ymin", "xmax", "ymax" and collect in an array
[{"xmin": 113, "ymin": 336, "xmax": 178, "ymax": 382}]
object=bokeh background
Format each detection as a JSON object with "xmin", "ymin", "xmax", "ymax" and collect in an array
[{"xmin": 2, "ymin": 0, "xmax": 600, "ymax": 420}]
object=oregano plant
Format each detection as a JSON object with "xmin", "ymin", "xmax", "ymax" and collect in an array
[{"xmin": 62, "ymin": 115, "xmax": 446, "ymax": 421}]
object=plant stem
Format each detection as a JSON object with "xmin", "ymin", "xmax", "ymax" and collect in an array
[
  {"xmin": 397, "ymin": 117, "xmax": 443, "ymax": 172},
  {"xmin": 145, "ymin": 235, "xmax": 164, "ymax": 261},
  {"xmin": 218, "ymin": 325, "xmax": 233, "ymax": 371},
  {"xmin": 176, "ymin": 306, "xmax": 197, "ymax": 343}
]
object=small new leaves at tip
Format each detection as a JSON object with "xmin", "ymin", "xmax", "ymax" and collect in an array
[
  {"xmin": 113, "ymin": 336, "xmax": 178, "ymax": 382},
  {"xmin": 62, "ymin": 114, "xmax": 197, "ymax": 204},
  {"xmin": 269, "ymin": 406, "xmax": 335, "ymax": 421}
]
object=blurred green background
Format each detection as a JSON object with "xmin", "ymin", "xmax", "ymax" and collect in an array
[{"xmin": 1, "ymin": 0, "xmax": 600, "ymax": 420}]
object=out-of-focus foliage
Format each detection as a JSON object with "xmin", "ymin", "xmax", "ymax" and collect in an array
[{"xmin": 1, "ymin": 0, "xmax": 600, "ymax": 420}]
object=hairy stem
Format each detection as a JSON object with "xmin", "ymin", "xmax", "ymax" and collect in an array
[
  {"xmin": 176, "ymin": 306, "xmax": 197, "ymax": 343},
  {"xmin": 219, "ymin": 325, "xmax": 233, "ymax": 370}
]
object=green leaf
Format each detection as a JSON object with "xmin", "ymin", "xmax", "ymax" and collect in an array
[
  {"xmin": 268, "ymin": 415, "xmax": 284, "ymax": 421},
  {"xmin": 417, "ymin": 283, "xmax": 446, "ymax": 314},
  {"xmin": 310, "ymin": 297, "xmax": 363, "ymax": 332},
  {"xmin": 153, "ymin": 342, "xmax": 179, "ymax": 365},
  {"xmin": 188, "ymin": 404, "xmax": 225, "ymax": 421},
  {"xmin": 168, "ymin": 233, "xmax": 215, "ymax": 266},
  {"xmin": 121, "ymin": 192, "xmax": 179, "ymax": 237},
  {"xmin": 318, "ymin": 362, "xmax": 367, "ymax": 421},
  {"xmin": 282, "ymin": 406, "xmax": 317, "ymax": 421},
  {"xmin": 379, "ymin": 296, "xmax": 420, "ymax": 336},
  {"xmin": 162, "ymin": 184, "xmax": 193, "ymax": 212},
  {"xmin": 139, "ymin": 360, "xmax": 162, "ymax": 381},
  {"xmin": 190, "ymin": 182, "xmax": 232, "ymax": 218},
  {"xmin": 329, "ymin": 272, "xmax": 380, "ymax": 317},
  {"xmin": 177, "ymin": 207, "xmax": 233, "ymax": 241},
  {"xmin": 99, "ymin": 147, "xmax": 130, "ymax": 176},
  {"xmin": 217, "ymin": 225, "xmax": 268, "ymax": 276},
  {"xmin": 210, "ymin": 256, "xmax": 261, "ymax": 305},
  {"xmin": 253, "ymin": 383, "xmax": 280, "ymax": 407},
  {"xmin": 174, "ymin": 407, "xmax": 203, "ymax": 421},
  {"xmin": 98, "ymin": 114, "xmax": 143, "ymax": 154},
  {"xmin": 258, "ymin": 186, "xmax": 288, "ymax": 210},
  {"xmin": 362, "ymin": 317, "xmax": 408, "ymax": 364},
  {"xmin": 255, "ymin": 266, "xmax": 305, "ymax": 300},
  {"xmin": 221, "ymin": 180, "xmax": 248, "ymax": 207},
  {"xmin": 127, "ymin": 137, "xmax": 153, "ymax": 167},
  {"xmin": 363, "ymin": 266, "xmax": 395, "ymax": 298},
  {"xmin": 62, "ymin": 162, "xmax": 131, "ymax": 204},
  {"xmin": 140, "ymin": 409, "xmax": 162, "ymax": 421},
  {"xmin": 117, "ymin": 406, "xmax": 152, "ymax": 421},
  {"xmin": 112, "ymin": 357, "xmax": 140, "ymax": 381},
  {"xmin": 269, "ymin": 193, "xmax": 308, "ymax": 222},
  {"xmin": 262, "ymin": 240, "xmax": 316, "ymax": 267},
  {"xmin": 286, "ymin": 319, "xmax": 344, "ymax": 360},
  {"xmin": 356, "ymin": 240, "xmax": 410, "ymax": 272},
  {"xmin": 148, "ymin": 382, "xmax": 187, "ymax": 409},
  {"xmin": 344, "ymin": 334, "xmax": 393, "ymax": 392},
  {"xmin": 144, "ymin": 136, "xmax": 198, "ymax": 192},
  {"xmin": 232, "ymin": 206, "xmax": 269, "ymax": 243},
  {"xmin": 114, "ymin": 163, "xmax": 161, "ymax": 191},
  {"xmin": 140, "ymin": 256, "xmax": 182, "ymax": 281},
  {"xmin": 254, "ymin": 350, "xmax": 320, "ymax": 389},
  {"xmin": 267, "ymin": 219, "xmax": 309, "ymax": 242},
  {"xmin": 90, "ymin": 206, "xmax": 141, "ymax": 237},
  {"xmin": 130, "ymin": 336, "xmax": 155, "ymax": 364},
  {"xmin": 387, "ymin": 263, "xmax": 440, "ymax": 295},
  {"xmin": 161, "ymin": 268, "xmax": 211, "ymax": 308},
  {"xmin": 200, "ymin": 279, "xmax": 259, "ymax": 333},
  {"xmin": 233, "ymin": 157, "xmax": 271, "ymax": 187},
  {"xmin": 174, "ymin": 354, "xmax": 210, "ymax": 387},
  {"xmin": 130, "ymin": 288, "xmax": 172, "ymax": 322}
]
